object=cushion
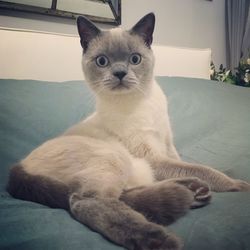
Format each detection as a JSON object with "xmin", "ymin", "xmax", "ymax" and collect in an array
[
  {"xmin": 0, "ymin": 29, "xmax": 211, "ymax": 81},
  {"xmin": 153, "ymin": 46, "xmax": 211, "ymax": 79},
  {"xmin": 0, "ymin": 77, "xmax": 250, "ymax": 250}
]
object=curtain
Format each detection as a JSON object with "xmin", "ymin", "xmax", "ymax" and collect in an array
[
  {"xmin": 242, "ymin": 5, "xmax": 250, "ymax": 60},
  {"xmin": 225, "ymin": 0, "xmax": 250, "ymax": 71}
]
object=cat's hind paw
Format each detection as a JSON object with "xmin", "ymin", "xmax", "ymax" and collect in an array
[
  {"xmin": 229, "ymin": 180, "xmax": 250, "ymax": 192},
  {"xmin": 126, "ymin": 224, "xmax": 183, "ymax": 250},
  {"xmin": 190, "ymin": 184, "xmax": 212, "ymax": 209},
  {"xmin": 168, "ymin": 177, "xmax": 212, "ymax": 209}
]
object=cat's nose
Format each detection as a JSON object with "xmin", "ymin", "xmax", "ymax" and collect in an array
[{"xmin": 113, "ymin": 71, "xmax": 127, "ymax": 80}]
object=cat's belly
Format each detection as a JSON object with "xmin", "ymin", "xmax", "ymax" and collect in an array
[
  {"xmin": 126, "ymin": 157, "xmax": 155, "ymax": 189},
  {"xmin": 21, "ymin": 135, "xmax": 154, "ymax": 191}
]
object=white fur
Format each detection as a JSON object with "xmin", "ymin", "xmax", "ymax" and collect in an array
[
  {"xmin": 66, "ymin": 78, "xmax": 176, "ymax": 159},
  {"xmin": 22, "ymin": 79, "xmax": 177, "ymax": 191},
  {"xmin": 22, "ymin": 27, "xmax": 180, "ymax": 193}
]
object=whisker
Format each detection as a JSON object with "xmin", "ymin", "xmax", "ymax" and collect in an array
[
  {"xmin": 133, "ymin": 84, "xmax": 147, "ymax": 96},
  {"xmin": 82, "ymin": 81, "xmax": 107, "ymax": 108}
]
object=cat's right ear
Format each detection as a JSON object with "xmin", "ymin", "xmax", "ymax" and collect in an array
[{"xmin": 77, "ymin": 16, "xmax": 101, "ymax": 51}]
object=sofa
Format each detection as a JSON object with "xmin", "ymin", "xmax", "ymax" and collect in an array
[{"xmin": 0, "ymin": 28, "xmax": 250, "ymax": 250}]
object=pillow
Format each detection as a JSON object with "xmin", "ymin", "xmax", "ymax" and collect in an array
[
  {"xmin": 0, "ymin": 28, "xmax": 211, "ymax": 81},
  {"xmin": 152, "ymin": 45, "xmax": 211, "ymax": 79}
]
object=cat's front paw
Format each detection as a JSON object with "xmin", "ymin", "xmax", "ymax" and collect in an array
[{"xmin": 229, "ymin": 180, "xmax": 250, "ymax": 192}]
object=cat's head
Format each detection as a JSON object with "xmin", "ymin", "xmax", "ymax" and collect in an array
[{"xmin": 77, "ymin": 13, "xmax": 155, "ymax": 96}]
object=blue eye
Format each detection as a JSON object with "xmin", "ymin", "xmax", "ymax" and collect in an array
[
  {"xmin": 129, "ymin": 53, "xmax": 141, "ymax": 65},
  {"xmin": 96, "ymin": 55, "xmax": 109, "ymax": 67}
]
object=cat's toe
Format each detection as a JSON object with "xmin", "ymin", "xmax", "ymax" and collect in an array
[
  {"xmin": 191, "ymin": 186, "xmax": 212, "ymax": 208},
  {"xmin": 188, "ymin": 179, "xmax": 212, "ymax": 208},
  {"xmin": 229, "ymin": 180, "xmax": 250, "ymax": 192},
  {"xmin": 194, "ymin": 186, "xmax": 211, "ymax": 201}
]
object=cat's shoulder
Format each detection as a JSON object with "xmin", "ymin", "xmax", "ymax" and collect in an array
[
  {"xmin": 64, "ymin": 112, "xmax": 110, "ymax": 139},
  {"xmin": 64, "ymin": 113, "xmax": 97, "ymax": 134}
]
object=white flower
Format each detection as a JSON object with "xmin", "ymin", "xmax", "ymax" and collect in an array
[
  {"xmin": 210, "ymin": 69, "xmax": 215, "ymax": 75},
  {"xmin": 244, "ymin": 72, "xmax": 250, "ymax": 83},
  {"xmin": 225, "ymin": 70, "xmax": 231, "ymax": 76}
]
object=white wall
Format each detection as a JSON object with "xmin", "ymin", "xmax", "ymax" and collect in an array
[
  {"xmin": 0, "ymin": 0, "xmax": 226, "ymax": 66},
  {"xmin": 121, "ymin": 0, "xmax": 226, "ymax": 67}
]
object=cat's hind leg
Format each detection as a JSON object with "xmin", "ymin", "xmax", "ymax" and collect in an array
[
  {"xmin": 69, "ymin": 192, "xmax": 182, "ymax": 250},
  {"xmin": 120, "ymin": 181, "xmax": 193, "ymax": 226},
  {"xmin": 70, "ymin": 167, "xmax": 182, "ymax": 250},
  {"xmin": 8, "ymin": 163, "xmax": 182, "ymax": 250},
  {"xmin": 120, "ymin": 178, "xmax": 211, "ymax": 226}
]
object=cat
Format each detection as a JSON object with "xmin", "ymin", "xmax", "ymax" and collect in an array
[{"xmin": 7, "ymin": 13, "xmax": 250, "ymax": 250}]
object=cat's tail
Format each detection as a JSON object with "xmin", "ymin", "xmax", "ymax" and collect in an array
[{"xmin": 6, "ymin": 163, "xmax": 70, "ymax": 210}]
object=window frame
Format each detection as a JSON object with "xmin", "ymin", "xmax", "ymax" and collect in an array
[{"xmin": 0, "ymin": 0, "xmax": 121, "ymax": 25}]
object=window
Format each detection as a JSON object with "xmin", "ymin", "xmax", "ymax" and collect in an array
[{"xmin": 0, "ymin": 0, "xmax": 121, "ymax": 25}]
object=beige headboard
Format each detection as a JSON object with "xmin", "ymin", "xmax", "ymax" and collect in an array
[{"xmin": 0, "ymin": 28, "xmax": 211, "ymax": 81}]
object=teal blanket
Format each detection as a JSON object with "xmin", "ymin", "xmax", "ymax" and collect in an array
[{"xmin": 0, "ymin": 77, "xmax": 250, "ymax": 250}]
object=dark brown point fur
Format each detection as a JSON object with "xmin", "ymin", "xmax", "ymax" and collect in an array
[
  {"xmin": 7, "ymin": 164, "xmax": 70, "ymax": 210},
  {"xmin": 120, "ymin": 182, "xmax": 193, "ymax": 225}
]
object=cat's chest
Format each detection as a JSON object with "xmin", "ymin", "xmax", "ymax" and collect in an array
[
  {"xmin": 99, "ymin": 84, "xmax": 169, "ymax": 139},
  {"xmin": 99, "ymin": 97, "xmax": 168, "ymax": 140},
  {"xmin": 103, "ymin": 109, "xmax": 164, "ymax": 134},
  {"xmin": 98, "ymin": 103, "xmax": 169, "ymax": 159}
]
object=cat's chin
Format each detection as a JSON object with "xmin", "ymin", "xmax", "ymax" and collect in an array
[
  {"xmin": 111, "ymin": 83, "xmax": 130, "ymax": 91},
  {"xmin": 106, "ymin": 80, "xmax": 139, "ymax": 95},
  {"xmin": 107, "ymin": 87, "xmax": 136, "ymax": 96}
]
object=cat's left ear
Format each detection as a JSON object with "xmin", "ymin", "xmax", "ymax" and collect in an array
[
  {"xmin": 77, "ymin": 16, "xmax": 101, "ymax": 51},
  {"xmin": 130, "ymin": 13, "xmax": 155, "ymax": 48}
]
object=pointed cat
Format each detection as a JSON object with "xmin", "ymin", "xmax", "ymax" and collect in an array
[{"xmin": 7, "ymin": 13, "xmax": 250, "ymax": 250}]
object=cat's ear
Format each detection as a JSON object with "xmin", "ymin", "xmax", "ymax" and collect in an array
[
  {"xmin": 130, "ymin": 13, "xmax": 155, "ymax": 48},
  {"xmin": 77, "ymin": 16, "xmax": 101, "ymax": 51}
]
